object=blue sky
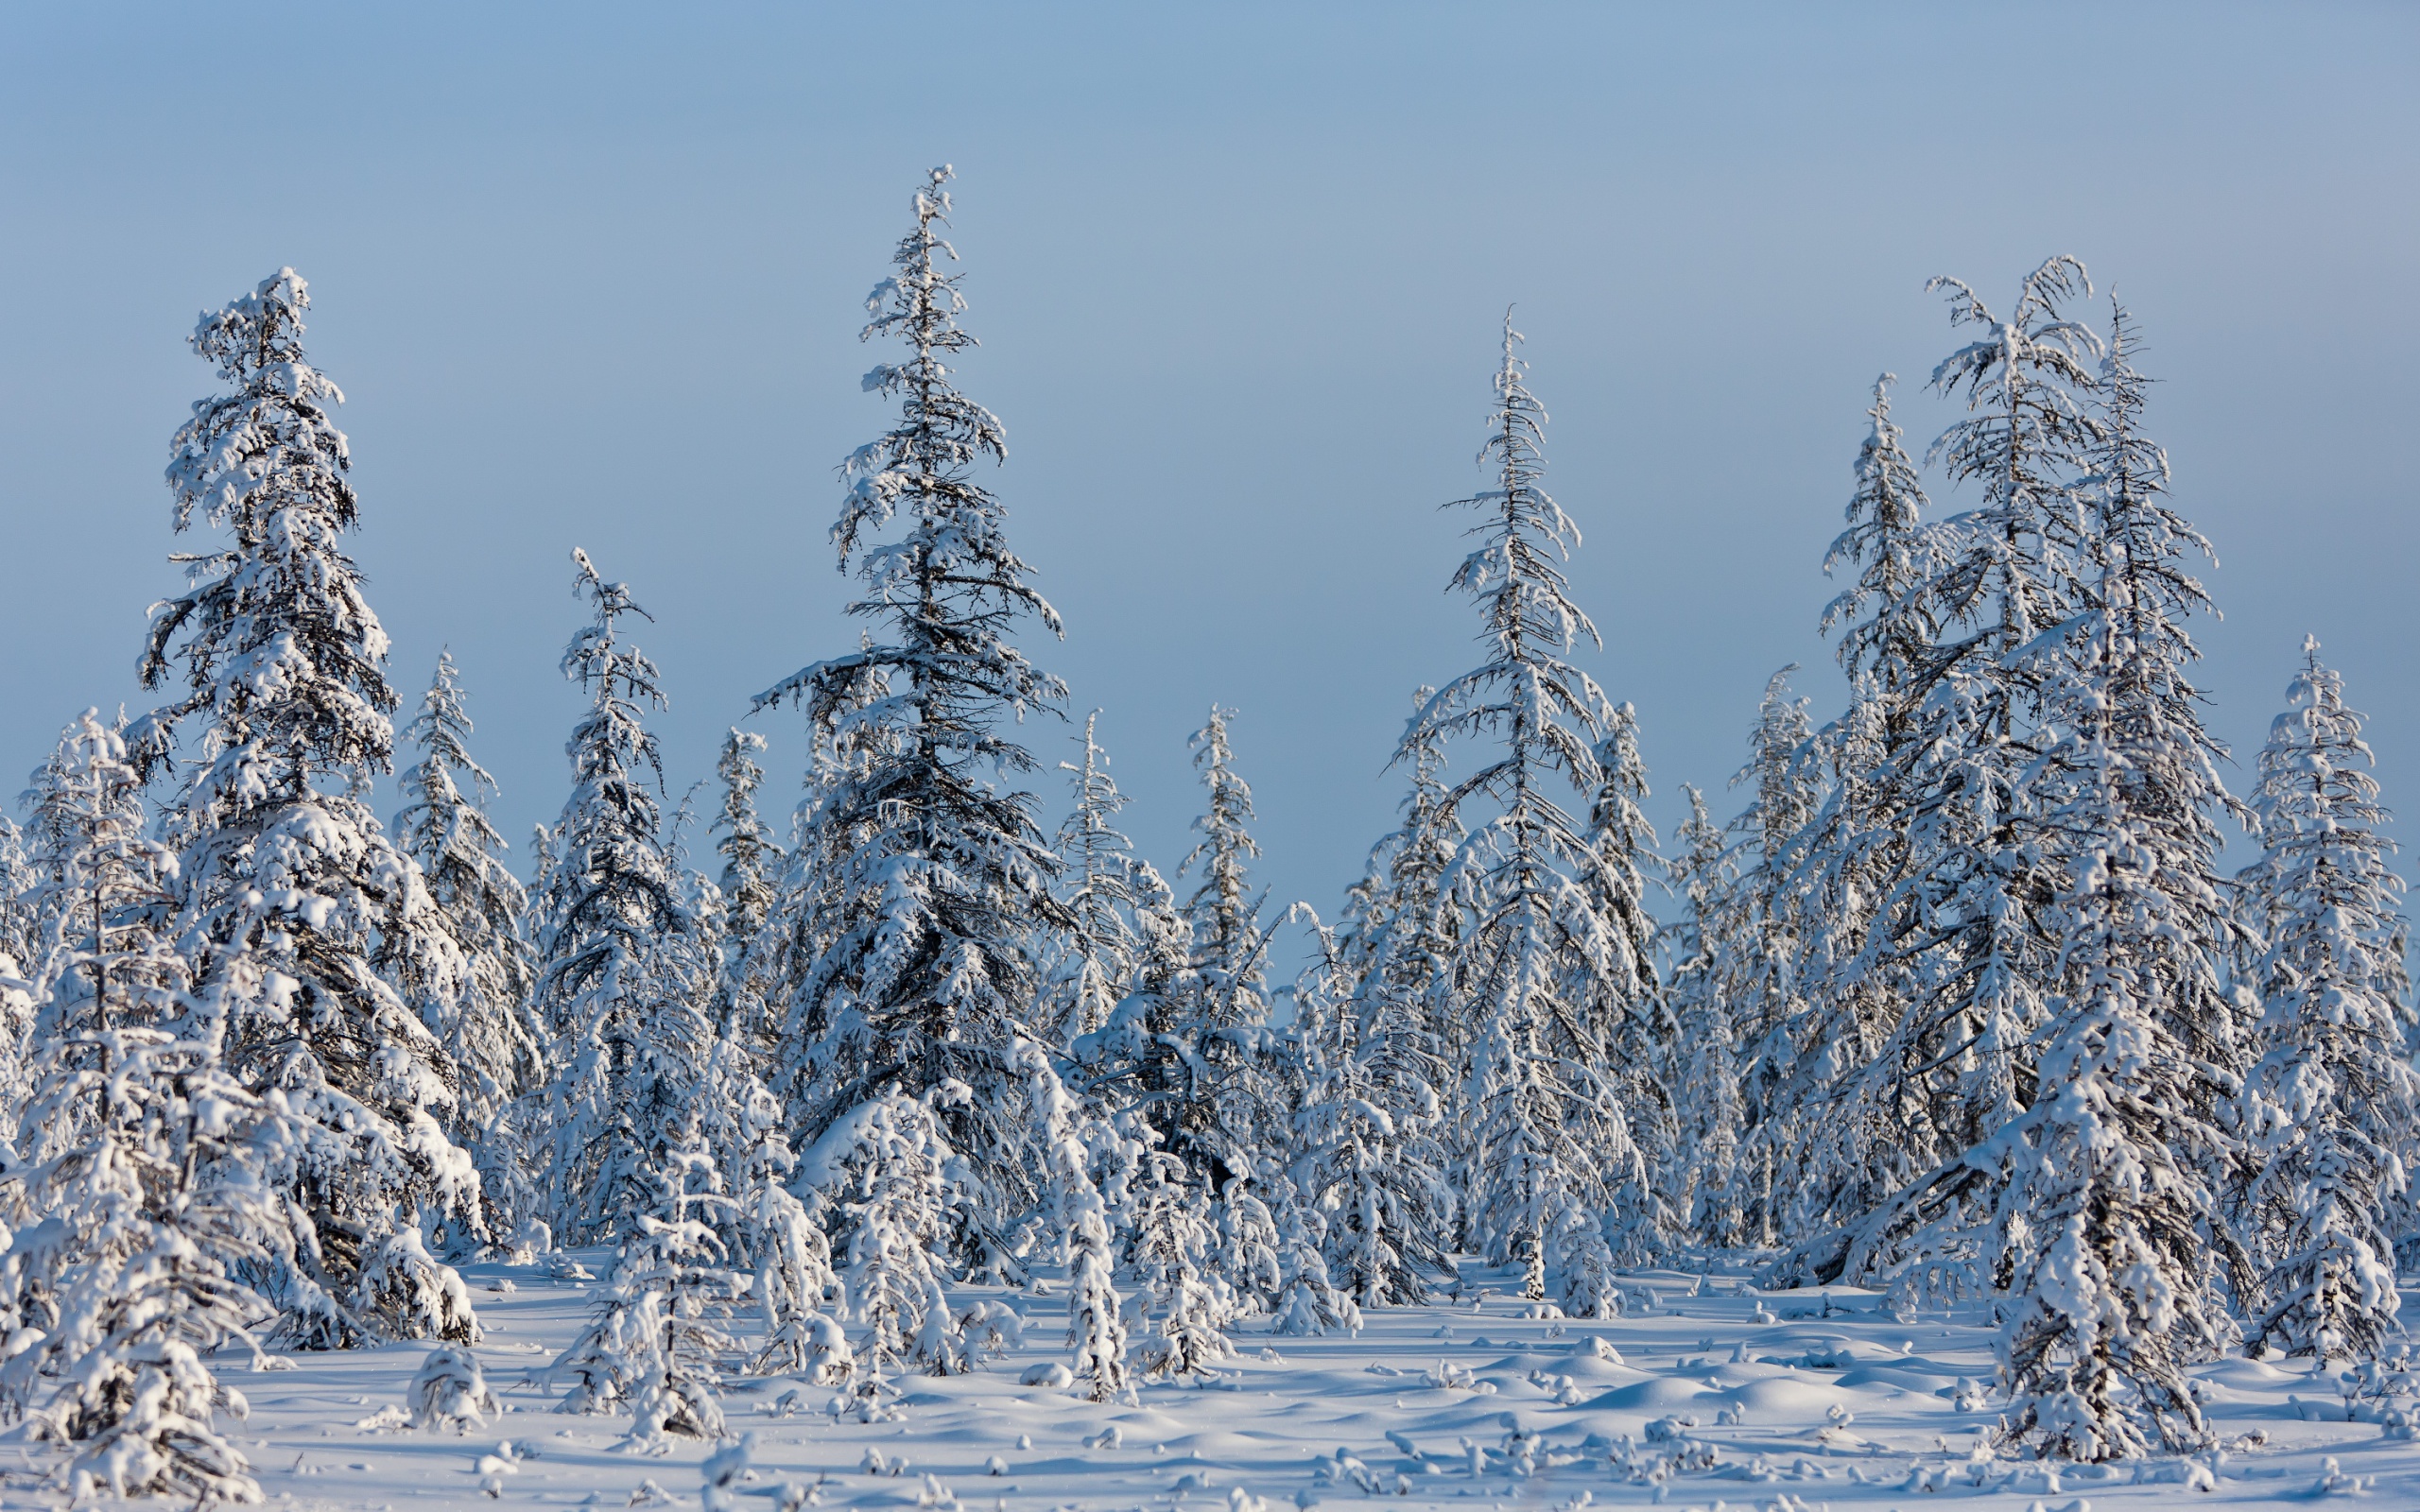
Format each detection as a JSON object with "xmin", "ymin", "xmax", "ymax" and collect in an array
[{"xmin": 3, "ymin": 3, "xmax": 2414, "ymax": 933}]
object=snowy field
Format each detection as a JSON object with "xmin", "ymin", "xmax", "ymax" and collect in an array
[{"xmin": 91, "ymin": 1252, "xmax": 2420, "ymax": 1512}]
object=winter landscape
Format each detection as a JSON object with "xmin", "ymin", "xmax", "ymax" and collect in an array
[{"xmin": 5, "ymin": 7, "xmax": 2419, "ymax": 1512}]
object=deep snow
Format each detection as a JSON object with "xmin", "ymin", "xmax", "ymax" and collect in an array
[{"xmin": 61, "ymin": 1253, "xmax": 2420, "ymax": 1512}]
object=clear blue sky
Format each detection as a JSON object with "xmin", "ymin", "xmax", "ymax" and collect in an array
[{"xmin": 4, "ymin": 3, "xmax": 2414, "ymax": 937}]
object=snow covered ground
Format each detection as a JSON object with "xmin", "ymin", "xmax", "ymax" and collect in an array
[{"xmin": 67, "ymin": 1252, "xmax": 2420, "ymax": 1512}]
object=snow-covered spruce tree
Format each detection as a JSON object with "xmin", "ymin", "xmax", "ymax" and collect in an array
[
  {"xmin": 547, "ymin": 1129, "xmax": 743, "ymax": 1447},
  {"xmin": 1662, "ymin": 783, "xmax": 1747, "ymax": 1248},
  {"xmin": 800, "ymin": 1086, "xmax": 967, "ymax": 1377},
  {"xmin": 1984, "ymin": 302, "xmax": 2239, "ymax": 1460},
  {"xmin": 1576, "ymin": 701, "xmax": 1675, "ymax": 1248},
  {"xmin": 753, "ymin": 167, "xmax": 1068, "ymax": 1268},
  {"xmin": 1021, "ymin": 1030, "xmax": 1132, "ymax": 1393},
  {"xmin": 1019, "ymin": 1040, "xmax": 1131, "ymax": 1397},
  {"xmin": 710, "ymin": 727, "xmax": 784, "ymax": 1035},
  {"xmin": 1821, "ymin": 374, "xmax": 1943, "ymax": 750},
  {"xmin": 1111, "ymin": 706, "xmax": 1292, "ymax": 1197},
  {"xmin": 392, "ymin": 652, "xmax": 545, "ymax": 1246},
  {"xmin": 1778, "ymin": 377, "xmax": 1947, "ymax": 1228},
  {"xmin": 1399, "ymin": 315, "xmax": 1647, "ymax": 1301},
  {"xmin": 713, "ymin": 729, "xmax": 782, "ymax": 949},
  {"xmin": 1801, "ymin": 260, "xmax": 2109, "ymax": 1295},
  {"xmin": 0, "ymin": 818, "xmax": 39, "ymax": 990},
  {"xmin": 4, "ymin": 951, "xmax": 295, "ymax": 1503},
  {"xmin": 19, "ymin": 711, "xmax": 185, "ymax": 1057},
  {"xmin": 1295, "ymin": 1005, "xmax": 1456, "ymax": 1307},
  {"xmin": 131, "ymin": 268, "xmax": 478, "ymax": 1345},
  {"xmin": 1126, "ymin": 1151, "xmax": 1234, "ymax": 1377},
  {"xmin": 531, "ymin": 551, "xmax": 713, "ymax": 1243},
  {"xmin": 1046, "ymin": 713, "xmax": 1143, "ymax": 1046},
  {"xmin": 1577, "ymin": 702, "xmax": 1662, "ymax": 1040},
  {"xmin": 1182, "ymin": 706, "xmax": 1271, "ymax": 1028},
  {"xmin": 1894, "ymin": 260, "xmax": 2102, "ymax": 1137},
  {"xmin": 1717, "ymin": 666, "xmax": 1826, "ymax": 1244},
  {"xmin": 1268, "ymin": 1172, "xmax": 1360, "ymax": 1336},
  {"xmin": 718, "ymin": 1056, "xmax": 849, "ymax": 1383},
  {"xmin": 2236, "ymin": 640, "xmax": 2416, "ymax": 1362},
  {"xmin": 1340, "ymin": 691, "xmax": 1464, "ymax": 1022},
  {"xmin": 1309, "ymin": 692, "xmax": 1467, "ymax": 1287},
  {"xmin": 1288, "ymin": 896, "xmax": 1456, "ymax": 1308}
]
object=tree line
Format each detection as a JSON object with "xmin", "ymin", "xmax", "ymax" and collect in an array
[{"xmin": 0, "ymin": 170, "xmax": 2408, "ymax": 1497}]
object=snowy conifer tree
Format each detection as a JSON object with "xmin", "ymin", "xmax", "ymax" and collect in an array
[
  {"xmin": 1662, "ymin": 784, "xmax": 1746, "ymax": 1248},
  {"xmin": 393, "ymin": 652, "xmax": 545, "ymax": 1245},
  {"xmin": 801, "ymin": 1088, "xmax": 966, "ymax": 1377},
  {"xmin": 1780, "ymin": 378, "xmax": 1947, "ymax": 1230},
  {"xmin": 1181, "ymin": 706, "xmax": 1270, "ymax": 1028},
  {"xmin": 1047, "ymin": 713, "xmax": 1143, "ymax": 1045},
  {"xmin": 6, "ymin": 948, "xmax": 305, "ymax": 1503},
  {"xmin": 1020, "ymin": 1040, "xmax": 1131, "ymax": 1397},
  {"xmin": 547, "ymin": 1139, "xmax": 743, "ymax": 1446},
  {"xmin": 1268, "ymin": 1172, "xmax": 1360, "ymax": 1336},
  {"xmin": 1720, "ymin": 668, "xmax": 1833, "ymax": 1243},
  {"xmin": 1984, "ymin": 301, "xmax": 2239, "ymax": 1459},
  {"xmin": 531, "ymin": 551, "xmax": 711, "ymax": 1243},
  {"xmin": 1576, "ymin": 702, "xmax": 1662, "ymax": 1041},
  {"xmin": 1821, "ymin": 374, "xmax": 1942, "ymax": 747},
  {"xmin": 1805, "ymin": 261, "xmax": 2112, "ymax": 1295},
  {"xmin": 2236, "ymin": 639, "xmax": 2416, "ymax": 1362},
  {"xmin": 1127, "ymin": 1152, "xmax": 1234, "ymax": 1376},
  {"xmin": 19, "ymin": 711, "xmax": 184, "ymax": 1056},
  {"xmin": 713, "ymin": 729, "xmax": 782, "ymax": 949},
  {"xmin": 710, "ymin": 728, "xmax": 784, "ymax": 1037},
  {"xmin": 731, "ymin": 1076, "xmax": 850, "ymax": 1382},
  {"xmin": 1300, "ymin": 1027, "xmax": 1455, "ymax": 1307},
  {"xmin": 130, "ymin": 268, "xmax": 476, "ymax": 1343},
  {"xmin": 1095, "ymin": 707, "xmax": 1294, "ymax": 1200},
  {"xmin": 1398, "ymin": 315, "xmax": 1647, "ymax": 1297},
  {"xmin": 1576, "ymin": 702, "xmax": 1673, "ymax": 1244},
  {"xmin": 753, "ymin": 167, "xmax": 1069, "ymax": 1263}
]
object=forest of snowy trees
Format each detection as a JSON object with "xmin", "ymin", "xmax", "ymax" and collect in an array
[{"xmin": 0, "ymin": 167, "xmax": 2411, "ymax": 1499}]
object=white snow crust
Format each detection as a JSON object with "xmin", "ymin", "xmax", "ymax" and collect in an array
[{"xmin": 84, "ymin": 1251, "xmax": 2420, "ymax": 1512}]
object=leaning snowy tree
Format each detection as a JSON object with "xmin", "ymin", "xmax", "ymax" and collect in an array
[
  {"xmin": 1398, "ymin": 313, "xmax": 1650, "ymax": 1302},
  {"xmin": 1799, "ymin": 258, "xmax": 2109, "ymax": 1297},
  {"xmin": 754, "ymin": 165, "xmax": 1071, "ymax": 1271},
  {"xmin": 2237, "ymin": 638, "xmax": 2416, "ymax": 1363},
  {"xmin": 130, "ymin": 268, "xmax": 479, "ymax": 1346},
  {"xmin": 393, "ymin": 651, "xmax": 545, "ymax": 1246},
  {"xmin": 1985, "ymin": 301, "xmax": 2239, "ymax": 1461}
]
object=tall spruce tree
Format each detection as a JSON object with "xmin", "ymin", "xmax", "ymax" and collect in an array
[
  {"xmin": 1809, "ymin": 260, "xmax": 2108, "ymax": 1294},
  {"xmin": 1181, "ymin": 706, "xmax": 1270, "ymax": 1028},
  {"xmin": 1985, "ymin": 302, "xmax": 2239, "ymax": 1459},
  {"xmin": 1398, "ymin": 315, "xmax": 1647, "ymax": 1300},
  {"xmin": 1761, "ymin": 380, "xmax": 1949, "ymax": 1263},
  {"xmin": 393, "ymin": 652, "xmax": 544, "ymax": 1242},
  {"xmin": 755, "ymin": 166, "xmax": 1070, "ymax": 1269},
  {"xmin": 531, "ymin": 551, "xmax": 707, "ymax": 1243},
  {"xmin": 130, "ymin": 269, "xmax": 479, "ymax": 1343},
  {"xmin": 2237, "ymin": 639, "xmax": 2415, "ymax": 1362},
  {"xmin": 1664, "ymin": 784, "xmax": 1746, "ymax": 1247}
]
